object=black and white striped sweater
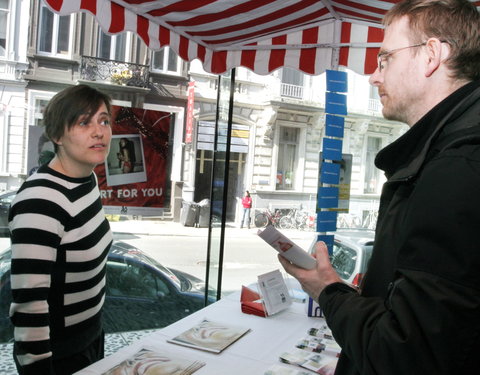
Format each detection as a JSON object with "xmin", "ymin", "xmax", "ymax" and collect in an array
[{"xmin": 9, "ymin": 165, "xmax": 112, "ymax": 374}]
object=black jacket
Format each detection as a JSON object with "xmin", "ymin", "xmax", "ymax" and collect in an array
[{"xmin": 319, "ymin": 80, "xmax": 480, "ymax": 375}]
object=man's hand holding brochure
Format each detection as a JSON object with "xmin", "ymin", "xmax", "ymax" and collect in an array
[
  {"xmin": 257, "ymin": 225, "xmax": 317, "ymax": 269},
  {"xmin": 258, "ymin": 225, "xmax": 344, "ymax": 300}
]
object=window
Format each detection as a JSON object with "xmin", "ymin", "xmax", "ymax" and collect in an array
[
  {"xmin": 364, "ymin": 136, "xmax": 382, "ymax": 194},
  {"xmin": 331, "ymin": 243, "xmax": 357, "ymax": 280},
  {"xmin": 281, "ymin": 68, "xmax": 304, "ymax": 98},
  {"xmin": 97, "ymin": 28, "xmax": 128, "ymax": 61},
  {"xmin": 276, "ymin": 127, "xmax": 299, "ymax": 190},
  {"xmin": 368, "ymin": 85, "xmax": 382, "ymax": 112},
  {"xmin": 0, "ymin": 0, "xmax": 9, "ymax": 58},
  {"xmin": 152, "ymin": 47, "xmax": 180, "ymax": 74},
  {"xmin": 106, "ymin": 261, "xmax": 160, "ymax": 299},
  {"xmin": 38, "ymin": 4, "xmax": 73, "ymax": 57},
  {"xmin": 28, "ymin": 91, "xmax": 55, "ymax": 127}
]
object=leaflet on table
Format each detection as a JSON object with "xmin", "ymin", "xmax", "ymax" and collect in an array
[
  {"xmin": 264, "ymin": 364, "xmax": 313, "ymax": 374},
  {"xmin": 295, "ymin": 336, "xmax": 341, "ymax": 356},
  {"xmin": 102, "ymin": 347, "xmax": 205, "ymax": 375},
  {"xmin": 257, "ymin": 269, "xmax": 292, "ymax": 315},
  {"xmin": 166, "ymin": 319, "xmax": 251, "ymax": 354},
  {"xmin": 257, "ymin": 225, "xmax": 317, "ymax": 269},
  {"xmin": 279, "ymin": 349, "xmax": 337, "ymax": 375}
]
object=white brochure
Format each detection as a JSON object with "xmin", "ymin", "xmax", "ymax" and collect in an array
[
  {"xmin": 258, "ymin": 225, "xmax": 317, "ymax": 270},
  {"xmin": 257, "ymin": 269, "xmax": 292, "ymax": 316}
]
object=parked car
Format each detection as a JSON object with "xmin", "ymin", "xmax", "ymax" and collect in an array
[
  {"xmin": 308, "ymin": 229, "xmax": 375, "ymax": 288},
  {"xmin": 0, "ymin": 241, "xmax": 215, "ymax": 343},
  {"xmin": 0, "ymin": 190, "xmax": 16, "ymax": 237}
]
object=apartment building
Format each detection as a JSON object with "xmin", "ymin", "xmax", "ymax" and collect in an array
[{"xmin": 0, "ymin": 0, "xmax": 408, "ymax": 225}]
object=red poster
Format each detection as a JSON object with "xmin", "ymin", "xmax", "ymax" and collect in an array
[
  {"xmin": 94, "ymin": 105, "xmax": 171, "ymax": 216},
  {"xmin": 185, "ymin": 81, "xmax": 195, "ymax": 143}
]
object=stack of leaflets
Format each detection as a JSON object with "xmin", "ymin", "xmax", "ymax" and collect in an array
[
  {"xmin": 102, "ymin": 347, "xmax": 205, "ymax": 375},
  {"xmin": 278, "ymin": 349, "xmax": 337, "ymax": 375},
  {"xmin": 264, "ymin": 324, "xmax": 339, "ymax": 375},
  {"xmin": 264, "ymin": 364, "xmax": 314, "ymax": 375},
  {"xmin": 295, "ymin": 335, "xmax": 341, "ymax": 356},
  {"xmin": 167, "ymin": 319, "xmax": 251, "ymax": 354}
]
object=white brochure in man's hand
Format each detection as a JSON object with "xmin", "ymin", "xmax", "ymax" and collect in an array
[{"xmin": 258, "ymin": 225, "xmax": 317, "ymax": 269}]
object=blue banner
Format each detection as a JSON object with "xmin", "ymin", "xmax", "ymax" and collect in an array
[
  {"xmin": 326, "ymin": 70, "xmax": 348, "ymax": 93},
  {"xmin": 325, "ymin": 114, "xmax": 345, "ymax": 138},
  {"xmin": 320, "ymin": 161, "xmax": 340, "ymax": 185},
  {"xmin": 325, "ymin": 92, "xmax": 347, "ymax": 115},
  {"xmin": 316, "ymin": 234, "xmax": 335, "ymax": 255},
  {"xmin": 318, "ymin": 187, "xmax": 339, "ymax": 208},
  {"xmin": 316, "ymin": 211, "xmax": 337, "ymax": 232},
  {"xmin": 322, "ymin": 138, "xmax": 342, "ymax": 161}
]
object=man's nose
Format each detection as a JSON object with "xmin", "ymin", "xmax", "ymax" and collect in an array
[{"xmin": 369, "ymin": 67, "xmax": 382, "ymax": 86}]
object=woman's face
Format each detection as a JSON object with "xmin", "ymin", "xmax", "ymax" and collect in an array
[{"xmin": 55, "ymin": 102, "xmax": 112, "ymax": 177}]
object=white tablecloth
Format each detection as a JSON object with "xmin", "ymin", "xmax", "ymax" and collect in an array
[{"xmin": 76, "ymin": 289, "xmax": 328, "ymax": 375}]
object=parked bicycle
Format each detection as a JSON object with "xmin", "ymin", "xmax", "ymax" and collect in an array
[
  {"xmin": 278, "ymin": 209, "xmax": 316, "ymax": 231},
  {"xmin": 255, "ymin": 208, "xmax": 316, "ymax": 231},
  {"xmin": 254, "ymin": 208, "xmax": 284, "ymax": 228}
]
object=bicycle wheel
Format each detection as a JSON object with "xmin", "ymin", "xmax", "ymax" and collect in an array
[
  {"xmin": 279, "ymin": 216, "xmax": 294, "ymax": 230},
  {"xmin": 254, "ymin": 213, "xmax": 269, "ymax": 228}
]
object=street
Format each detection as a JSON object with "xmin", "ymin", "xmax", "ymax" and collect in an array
[{"xmin": 112, "ymin": 221, "xmax": 317, "ymax": 295}]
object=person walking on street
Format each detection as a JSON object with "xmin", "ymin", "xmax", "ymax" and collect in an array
[
  {"xmin": 240, "ymin": 191, "xmax": 252, "ymax": 229},
  {"xmin": 279, "ymin": 1, "xmax": 480, "ymax": 374},
  {"xmin": 9, "ymin": 85, "xmax": 113, "ymax": 375}
]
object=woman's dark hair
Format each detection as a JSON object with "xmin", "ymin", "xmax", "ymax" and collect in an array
[{"xmin": 43, "ymin": 85, "xmax": 112, "ymax": 152}]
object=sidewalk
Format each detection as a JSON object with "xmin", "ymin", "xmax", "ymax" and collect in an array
[
  {"xmin": 0, "ymin": 220, "xmax": 316, "ymax": 252},
  {"xmin": 110, "ymin": 219, "xmax": 316, "ymax": 241}
]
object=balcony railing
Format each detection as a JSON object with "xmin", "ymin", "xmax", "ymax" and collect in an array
[
  {"xmin": 368, "ymin": 98, "xmax": 382, "ymax": 113},
  {"xmin": 280, "ymin": 83, "xmax": 304, "ymax": 99},
  {"xmin": 80, "ymin": 56, "xmax": 150, "ymax": 88}
]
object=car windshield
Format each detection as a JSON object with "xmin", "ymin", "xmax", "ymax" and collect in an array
[
  {"xmin": 331, "ymin": 243, "xmax": 357, "ymax": 280},
  {"xmin": 110, "ymin": 247, "xmax": 183, "ymax": 290}
]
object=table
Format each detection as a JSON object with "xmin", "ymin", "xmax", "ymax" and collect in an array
[{"xmin": 75, "ymin": 287, "xmax": 330, "ymax": 374}]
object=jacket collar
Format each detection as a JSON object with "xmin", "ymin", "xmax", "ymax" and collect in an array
[{"xmin": 375, "ymin": 80, "xmax": 480, "ymax": 180}]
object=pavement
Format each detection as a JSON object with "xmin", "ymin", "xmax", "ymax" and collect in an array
[
  {"xmin": 110, "ymin": 219, "xmax": 316, "ymax": 240},
  {"xmin": 0, "ymin": 219, "xmax": 317, "ymax": 253}
]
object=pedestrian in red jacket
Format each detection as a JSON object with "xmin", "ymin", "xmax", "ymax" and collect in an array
[{"xmin": 240, "ymin": 191, "xmax": 252, "ymax": 229}]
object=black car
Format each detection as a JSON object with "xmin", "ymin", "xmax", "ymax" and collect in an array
[
  {"xmin": 0, "ymin": 241, "xmax": 215, "ymax": 343},
  {"xmin": 0, "ymin": 190, "xmax": 16, "ymax": 237}
]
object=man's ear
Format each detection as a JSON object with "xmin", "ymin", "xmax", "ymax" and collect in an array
[{"xmin": 425, "ymin": 38, "xmax": 449, "ymax": 77}]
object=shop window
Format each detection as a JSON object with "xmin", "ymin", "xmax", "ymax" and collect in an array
[
  {"xmin": 38, "ymin": 4, "xmax": 73, "ymax": 57},
  {"xmin": 276, "ymin": 126, "xmax": 299, "ymax": 190},
  {"xmin": 0, "ymin": 0, "xmax": 9, "ymax": 58},
  {"xmin": 152, "ymin": 47, "xmax": 180, "ymax": 74}
]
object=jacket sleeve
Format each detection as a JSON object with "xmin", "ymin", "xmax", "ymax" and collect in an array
[{"xmin": 319, "ymin": 151, "xmax": 480, "ymax": 375}]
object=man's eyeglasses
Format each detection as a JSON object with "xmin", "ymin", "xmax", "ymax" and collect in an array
[{"xmin": 377, "ymin": 42, "xmax": 426, "ymax": 72}]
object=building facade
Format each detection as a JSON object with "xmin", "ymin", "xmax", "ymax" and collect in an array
[
  {"xmin": 189, "ymin": 62, "xmax": 408, "ymax": 225},
  {"xmin": 0, "ymin": 0, "xmax": 408, "ymax": 226}
]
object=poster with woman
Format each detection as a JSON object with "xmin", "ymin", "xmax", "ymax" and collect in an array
[{"xmin": 95, "ymin": 105, "xmax": 171, "ymax": 216}]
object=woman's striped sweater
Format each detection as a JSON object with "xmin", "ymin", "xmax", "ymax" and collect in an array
[{"xmin": 8, "ymin": 165, "xmax": 112, "ymax": 374}]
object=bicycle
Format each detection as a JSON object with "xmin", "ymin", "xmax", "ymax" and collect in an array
[
  {"xmin": 278, "ymin": 208, "xmax": 317, "ymax": 231},
  {"xmin": 254, "ymin": 208, "xmax": 283, "ymax": 228}
]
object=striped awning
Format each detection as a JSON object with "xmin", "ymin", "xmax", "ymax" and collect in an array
[{"xmin": 43, "ymin": 0, "xmax": 480, "ymax": 76}]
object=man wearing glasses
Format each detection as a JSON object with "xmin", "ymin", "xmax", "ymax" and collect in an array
[{"xmin": 280, "ymin": 1, "xmax": 480, "ymax": 374}]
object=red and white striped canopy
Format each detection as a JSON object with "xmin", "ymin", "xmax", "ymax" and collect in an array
[{"xmin": 43, "ymin": 0, "xmax": 480, "ymax": 76}]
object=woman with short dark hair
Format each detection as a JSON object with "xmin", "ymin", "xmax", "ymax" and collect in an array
[{"xmin": 9, "ymin": 84, "xmax": 113, "ymax": 375}]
